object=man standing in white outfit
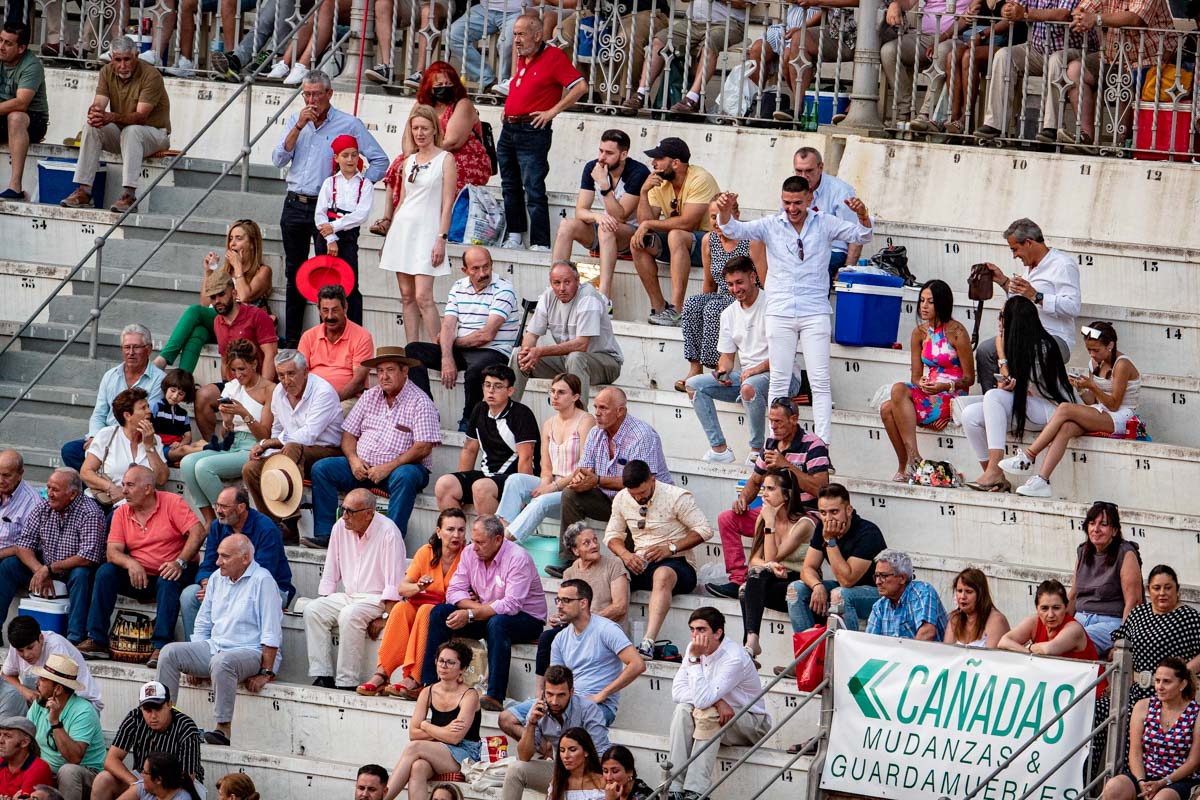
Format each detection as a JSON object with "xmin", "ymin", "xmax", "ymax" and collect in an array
[
  {"xmin": 715, "ymin": 178, "xmax": 873, "ymax": 445},
  {"xmin": 304, "ymin": 488, "xmax": 406, "ymax": 690},
  {"xmin": 667, "ymin": 606, "xmax": 771, "ymax": 800}
]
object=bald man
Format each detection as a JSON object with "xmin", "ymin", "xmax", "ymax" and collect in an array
[
  {"xmin": 0, "ymin": 451, "xmax": 38, "ymax": 565},
  {"xmin": 156, "ymin": 534, "xmax": 283, "ymax": 747},
  {"xmin": 304, "ymin": 489, "xmax": 405, "ymax": 690},
  {"xmin": 405, "ymin": 247, "xmax": 520, "ymax": 430},
  {"xmin": 546, "ymin": 387, "xmax": 673, "ymax": 578}
]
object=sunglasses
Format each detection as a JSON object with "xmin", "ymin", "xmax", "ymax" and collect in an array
[
  {"xmin": 770, "ymin": 397, "xmax": 798, "ymax": 414},
  {"xmin": 409, "ymin": 162, "xmax": 430, "ymax": 183},
  {"xmin": 793, "ymin": 237, "xmax": 806, "ymax": 260},
  {"xmin": 669, "ymin": 197, "xmax": 679, "ymax": 218},
  {"xmin": 636, "ymin": 504, "xmax": 648, "ymax": 530},
  {"xmin": 1080, "ymin": 325, "xmax": 1106, "ymax": 340}
]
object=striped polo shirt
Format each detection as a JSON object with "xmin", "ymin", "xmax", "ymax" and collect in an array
[{"xmin": 445, "ymin": 276, "xmax": 519, "ymax": 356}]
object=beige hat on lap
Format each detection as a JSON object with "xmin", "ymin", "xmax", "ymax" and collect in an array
[{"xmin": 260, "ymin": 453, "xmax": 304, "ymax": 519}]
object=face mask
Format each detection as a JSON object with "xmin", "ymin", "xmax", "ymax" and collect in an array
[{"xmin": 431, "ymin": 86, "xmax": 456, "ymax": 104}]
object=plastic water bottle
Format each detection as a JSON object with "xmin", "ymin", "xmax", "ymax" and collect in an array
[{"xmin": 858, "ymin": 258, "xmax": 870, "ymax": 266}]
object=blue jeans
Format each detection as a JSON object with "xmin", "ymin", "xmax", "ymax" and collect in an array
[
  {"xmin": 61, "ymin": 439, "xmax": 86, "ymax": 471},
  {"xmin": 828, "ymin": 250, "xmax": 848, "ymax": 287},
  {"xmin": 496, "ymin": 474, "xmax": 562, "ymax": 542},
  {"xmin": 497, "ymin": 121, "xmax": 552, "ymax": 247},
  {"xmin": 509, "ymin": 695, "xmax": 618, "ymax": 726},
  {"xmin": 87, "ymin": 561, "xmax": 198, "ymax": 649},
  {"xmin": 448, "ymin": 6, "xmax": 519, "ymax": 86},
  {"xmin": 0, "ymin": 557, "xmax": 94, "ymax": 643},
  {"xmin": 787, "ymin": 579, "xmax": 878, "ymax": 633},
  {"xmin": 422, "ymin": 604, "xmax": 544, "ymax": 701},
  {"xmin": 686, "ymin": 370, "xmax": 792, "ymax": 452},
  {"xmin": 309, "ymin": 458, "xmax": 430, "ymax": 547},
  {"xmin": 1074, "ymin": 611, "xmax": 1121, "ymax": 657}
]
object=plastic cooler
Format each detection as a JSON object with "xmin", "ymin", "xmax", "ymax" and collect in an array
[
  {"xmin": 37, "ymin": 158, "xmax": 106, "ymax": 208},
  {"xmin": 520, "ymin": 534, "xmax": 560, "ymax": 575},
  {"xmin": 18, "ymin": 597, "xmax": 70, "ymax": 635},
  {"xmin": 834, "ymin": 272, "xmax": 906, "ymax": 347},
  {"xmin": 1134, "ymin": 106, "xmax": 1195, "ymax": 161}
]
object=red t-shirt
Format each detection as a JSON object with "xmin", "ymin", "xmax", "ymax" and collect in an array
[
  {"xmin": 503, "ymin": 45, "xmax": 583, "ymax": 117},
  {"xmin": 109, "ymin": 491, "xmax": 200, "ymax": 574},
  {"xmin": 0, "ymin": 754, "xmax": 53, "ymax": 796},
  {"xmin": 213, "ymin": 303, "xmax": 277, "ymax": 366}
]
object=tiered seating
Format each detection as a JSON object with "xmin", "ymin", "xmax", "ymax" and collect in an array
[{"xmin": 0, "ymin": 67, "xmax": 1198, "ymax": 798}]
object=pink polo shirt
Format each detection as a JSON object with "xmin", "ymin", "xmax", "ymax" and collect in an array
[
  {"xmin": 318, "ymin": 512, "xmax": 406, "ymax": 600},
  {"xmin": 446, "ymin": 538, "xmax": 547, "ymax": 620}
]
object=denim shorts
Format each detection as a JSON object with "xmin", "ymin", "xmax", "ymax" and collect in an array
[
  {"xmin": 651, "ymin": 230, "xmax": 705, "ymax": 266},
  {"xmin": 446, "ymin": 738, "xmax": 482, "ymax": 766}
]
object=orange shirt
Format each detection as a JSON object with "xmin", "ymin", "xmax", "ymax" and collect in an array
[
  {"xmin": 298, "ymin": 320, "xmax": 375, "ymax": 396},
  {"xmin": 405, "ymin": 542, "xmax": 462, "ymax": 600},
  {"xmin": 109, "ymin": 492, "xmax": 199, "ymax": 575}
]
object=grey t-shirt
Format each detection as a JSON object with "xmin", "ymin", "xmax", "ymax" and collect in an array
[
  {"xmin": 0, "ymin": 50, "xmax": 48, "ymax": 121},
  {"xmin": 528, "ymin": 283, "xmax": 623, "ymax": 363},
  {"xmin": 0, "ymin": 680, "xmax": 27, "ymax": 719}
]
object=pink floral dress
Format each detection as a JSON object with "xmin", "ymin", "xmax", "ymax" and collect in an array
[{"xmin": 905, "ymin": 324, "xmax": 965, "ymax": 426}]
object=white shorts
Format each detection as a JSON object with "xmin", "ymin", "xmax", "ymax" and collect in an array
[{"xmin": 1091, "ymin": 403, "xmax": 1136, "ymax": 434}]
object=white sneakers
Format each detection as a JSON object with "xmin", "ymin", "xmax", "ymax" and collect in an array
[
  {"xmin": 999, "ymin": 449, "xmax": 1036, "ymax": 474},
  {"xmin": 138, "ymin": 49, "xmax": 160, "ymax": 66},
  {"xmin": 490, "ymin": 79, "xmax": 512, "ymax": 96},
  {"xmin": 266, "ymin": 61, "xmax": 290, "ymax": 80},
  {"xmin": 703, "ymin": 448, "xmax": 736, "ymax": 464},
  {"xmin": 501, "ymin": 233, "xmax": 523, "ymax": 249},
  {"xmin": 283, "ymin": 62, "xmax": 309, "ymax": 86},
  {"xmin": 1016, "ymin": 476, "xmax": 1053, "ymax": 497},
  {"xmin": 166, "ymin": 55, "xmax": 194, "ymax": 77}
]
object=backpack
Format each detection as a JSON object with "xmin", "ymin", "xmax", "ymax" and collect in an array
[
  {"xmin": 870, "ymin": 245, "xmax": 918, "ymax": 286},
  {"xmin": 472, "ymin": 121, "xmax": 498, "ymax": 175}
]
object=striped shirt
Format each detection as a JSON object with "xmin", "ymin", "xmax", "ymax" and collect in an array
[
  {"xmin": 579, "ymin": 414, "xmax": 673, "ymax": 498},
  {"xmin": 0, "ymin": 481, "xmax": 40, "ymax": 550},
  {"xmin": 112, "ymin": 706, "xmax": 204, "ymax": 782},
  {"xmin": 343, "ymin": 381, "xmax": 441, "ymax": 470},
  {"xmin": 445, "ymin": 276, "xmax": 520, "ymax": 357},
  {"xmin": 18, "ymin": 494, "xmax": 107, "ymax": 565},
  {"xmin": 752, "ymin": 432, "xmax": 831, "ymax": 508}
]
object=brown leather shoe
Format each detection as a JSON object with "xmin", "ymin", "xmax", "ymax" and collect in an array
[
  {"xmin": 60, "ymin": 187, "xmax": 92, "ymax": 208},
  {"xmin": 146, "ymin": 648, "xmax": 162, "ymax": 668},
  {"xmin": 75, "ymin": 638, "xmax": 110, "ymax": 659},
  {"xmin": 669, "ymin": 96, "xmax": 699, "ymax": 114},
  {"xmin": 110, "ymin": 190, "xmax": 138, "ymax": 213},
  {"xmin": 479, "ymin": 696, "xmax": 504, "ymax": 712},
  {"xmin": 617, "ymin": 92, "xmax": 645, "ymax": 116}
]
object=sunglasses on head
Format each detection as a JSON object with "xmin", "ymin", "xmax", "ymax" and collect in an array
[{"xmin": 1081, "ymin": 325, "xmax": 1105, "ymax": 340}]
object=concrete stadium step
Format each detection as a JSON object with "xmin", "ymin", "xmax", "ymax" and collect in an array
[
  {"xmin": 138, "ymin": 187, "xmax": 289, "ymax": 222},
  {"xmin": 90, "ymin": 663, "xmax": 810, "ymax": 798}
]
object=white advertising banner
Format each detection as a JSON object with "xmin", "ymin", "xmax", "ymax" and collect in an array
[{"xmin": 820, "ymin": 631, "xmax": 1099, "ymax": 800}]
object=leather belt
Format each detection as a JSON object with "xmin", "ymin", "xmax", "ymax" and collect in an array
[
  {"xmin": 287, "ymin": 191, "xmax": 320, "ymax": 204},
  {"xmin": 502, "ymin": 114, "xmax": 539, "ymax": 125}
]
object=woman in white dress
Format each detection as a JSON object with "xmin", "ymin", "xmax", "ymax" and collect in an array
[{"xmin": 379, "ymin": 104, "xmax": 459, "ymax": 346}]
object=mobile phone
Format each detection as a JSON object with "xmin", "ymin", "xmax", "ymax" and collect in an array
[
  {"xmin": 994, "ymin": 373, "xmax": 1006, "ymax": 383},
  {"xmin": 642, "ymin": 233, "xmax": 656, "ymax": 248},
  {"xmin": 217, "ymin": 397, "xmax": 231, "ymax": 404}
]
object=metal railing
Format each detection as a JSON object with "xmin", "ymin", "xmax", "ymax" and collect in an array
[
  {"xmin": 0, "ymin": 0, "xmax": 343, "ymax": 428},
  {"xmin": 647, "ymin": 614, "xmax": 842, "ymax": 800}
]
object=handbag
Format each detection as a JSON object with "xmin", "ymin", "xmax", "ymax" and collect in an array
[
  {"xmin": 405, "ymin": 590, "xmax": 445, "ymax": 608},
  {"xmin": 967, "ymin": 262, "xmax": 994, "ymax": 348},
  {"xmin": 472, "ymin": 120, "xmax": 498, "ymax": 175},
  {"xmin": 91, "ymin": 429, "xmax": 119, "ymax": 507},
  {"xmin": 870, "ymin": 245, "xmax": 918, "ymax": 286},
  {"xmin": 793, "ymin": 625, "xmax": 827, "ymax": 693}
]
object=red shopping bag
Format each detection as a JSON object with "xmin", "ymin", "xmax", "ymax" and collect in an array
[{"xmin": 793, "ymin": 625, "xmax": 827, "ymax": 693}]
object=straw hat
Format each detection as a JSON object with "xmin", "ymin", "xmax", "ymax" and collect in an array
[
  {"xmin": 260, "ymin": 453, "xmax": 304, "ymax": 519},
  {"xmin": 692, "ymin": 706, "xmax": 723, "ymax": 741},
  {"xmin": 361, "ymin": 345, "xmax": 419, "ymax": 369},
  {"xmin": 30, "ymin": 653, "xmax": 86, "ymax": 692}
]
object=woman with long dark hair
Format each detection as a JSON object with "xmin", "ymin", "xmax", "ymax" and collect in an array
[
  {"xmin": 1066, "ymin": 501, "xmax": 1143, "ymax": 656},
  {"xmin": 943, "ymin": 567, "xmax": 1010, "ymax": 648},
  {"xmin": 962, "ymin": 295, "xmax": 1074, "ymax": 491},
  {"xmin": 1002, "ymin": 321, "xmax": 1141, "ymax": 497},
  {"xmin": 549, "ymin": 728, "xmax": 606, "ymax": 800},
  {"xmin": 740, "ymin": 469, "xmax": 815, "ymax": 666},
  {"xmin": 880, "ymin": 278, "xmax": 974, "ymax": 480},
  {"xmin": 140, "ymin": 753, "xmax": 202, "ymax": 800},
  {"xmin": 361, "ymin": 509, "xmax": 467, "ymax": 699},
  {"xmin": 601, "ymin": 745, "xmax": 653, "ymax": 800}
]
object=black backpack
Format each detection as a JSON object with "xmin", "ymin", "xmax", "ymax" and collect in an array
[{"xmin": 870, "ymin": 245, "xmax": 919, "ymax": 287}]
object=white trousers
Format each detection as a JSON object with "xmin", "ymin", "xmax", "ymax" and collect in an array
[
  {"xmin": 766, "ymin": 313, "xmax": 833, "ymax": 443},
  {"xmin": 303, "ymin": 592, "xmax": 385, "ymax": 686},
  {"xmin": 962, "ymin": 389, "xmax": 1059, "ymax": 459}
]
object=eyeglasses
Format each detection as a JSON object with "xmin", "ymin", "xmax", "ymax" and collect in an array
[
  {"xmin": 121, "ymin": 344, "xmax": 149, "ymax": 352},
  {"xmin": 873, "ymin": 571, "xmax": 898, "ymax": 582},
  {"xmin": 341, "ymin": 506, "xmax": 371, "ymax": 516},
  {"xmin": 482, "ymin": 381, "xmax": 510, "ymax": 391},
  {"xmin": 554, "ymin": 596, "xmax": 581, "ymax": 605},
  {"xmin": 435, "ymin": 658, "xmax": 461, "ymax": 668},
  {"xmin": 1080, "ymin": 325, "xmax": 1105, "ymax": 340},
  {"xmin": 636, "ymin": 504, "xmax": 648, "ymax": 530}
]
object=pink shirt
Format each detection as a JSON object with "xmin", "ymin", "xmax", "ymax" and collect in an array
[
  {"xmin": 317, "ymin": 512, "xmax": 406, "ymax": 601},
  {"xmin": 446, "ymin": 538, "xmax": 547, "ymax": 620},
  {"xmin": 919, "ymin": 0, "xmax": 973, "ymax": 35}
]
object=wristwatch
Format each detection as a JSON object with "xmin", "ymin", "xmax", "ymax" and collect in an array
[
  {"xmin": 827, "ymin": 538, "xmax": 840, "ymax": 548},
  {"xmin": 1034, "ymin": 291, "xmax": 1044, "ymax": 305},
  {"xmin": 467, "ymin": 609, "xmax": 476, "ymax": 623},
  {"xmin": 175, "ymin": 558, "xmax": 187, "ymax": 570},
  {"xmin": 439, "ymin": 232, "xmax": 449, "ymax": 240},
  {"xmin": 257, "ymin": 668, "xmax": 276, "ymax": 678},
  {"xmin": 668, "ymin": 542, "xmax": 678, "ymax": 555},
  {"xmin": 381, "ymin": 611, "xmax": 390, "ymax": 621},
  {"xmin": 50, "ymin": 722, "xmax": 64, "ymax": 730}
]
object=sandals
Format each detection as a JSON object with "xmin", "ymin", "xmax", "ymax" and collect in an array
[
  {"xmin": 369, "ymin": 218, "xmax": 392, "ymax": 236},
  {"xmin": 356, "ymin": 671, "xmax": 389, "ymax": 696},
  {"xmin": 892, "ymin": 471, "xmax": 910, "ymax": 483},
  {"xmin": 384, "ymin": 682, "xmax": 423, "ymax": 700},
  {"xmin": 966, "ymin": 478, "xmax": 1013, "ymax": 493}
]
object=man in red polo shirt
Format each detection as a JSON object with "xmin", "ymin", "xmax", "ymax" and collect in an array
[
  {"xmin": 498, "ymin": 14, "xmax": 588, "ymax": 251},
  {"xmin": 298, "ymin": 284, "xmax": 374, "ymax": 409},
  {"xmin": 0, "ymin": 716, "xmax": 52, "ymax": 797},
  {"xmin": 194, "ymin": 270, "xmax": 279, "ymax": 439}
]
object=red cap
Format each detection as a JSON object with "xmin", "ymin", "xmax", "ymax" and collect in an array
[
  {"xmin": 296, "ymin": 255, "xmax": 356, "ymax": 304},
  {"xmin": 330, "ymin": 134, "xmax": 363, "ymax": 174}
]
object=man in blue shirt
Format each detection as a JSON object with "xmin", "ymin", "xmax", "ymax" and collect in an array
[
  {"xmin": 271, "ymin": 69, "xmax": 388, "ymax": 346},
  {"xmin": 865, "ymin": 549, "xmax": 948, "ymax": 641},
  {"xmin": 179, "ymin": 485, "xmax": 294, "ymax": 639},
  {"xmin": 156, "ymin": 534, "xmax": 283, "ymax": 747},
  {"xmin": 59, "ymin": 324, "xmax": 164, "ymax": 471}
]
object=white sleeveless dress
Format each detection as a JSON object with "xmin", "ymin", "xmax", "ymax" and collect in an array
[{"xmin": 379, "ymin": 149, "xmax": 451, "ymax": 277}]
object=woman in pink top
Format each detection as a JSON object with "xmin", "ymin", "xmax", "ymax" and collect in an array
[{"xmin": 496, "ymin": 373, "xmax": 596, "ymax": 542}]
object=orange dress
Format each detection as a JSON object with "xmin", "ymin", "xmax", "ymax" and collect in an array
[{"xmin": 377, "ymin": 543, "xmax": 463, "ymax": 682}]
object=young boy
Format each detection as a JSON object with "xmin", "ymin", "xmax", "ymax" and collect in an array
[
  {"xmin": 155, "ymin": 369, "xmax": 231, "ymax": 462},
  {"xmin": 314, "ymin": 134, "xmax": 374, "ymax": 325}
]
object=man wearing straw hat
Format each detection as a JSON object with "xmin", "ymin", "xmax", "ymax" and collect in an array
[
  {"xmin": 241, "ymin": 349, "xmax": 343, "ymax": 539},
  {"xmin": 309, "ymin": 346, "xmax": 441, "ymax": 550},
  {"xmin": 26, "ymin": 653, "xmax": 106, "ymax": 800}
]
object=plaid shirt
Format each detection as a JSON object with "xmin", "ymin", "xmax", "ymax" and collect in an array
[
  {"xmin": 579, "ymin": 414, "xmax": 673, "ymax": 498},
  {"xmin": 1078, "ymin": 0, "xmax": 1175, "ymax": 65},
  {"xmin": 866, "ymin": 580, "xmax": 948, "ymax": 640},
  {"xmin": 18, "ymin": 494, "xmax": 108, "ymax": 565},
  {"xmin": 1028, "ymin": 0, "xmax": 1100, "ymax": 55},
  {"xmin": 343, "ymin": 381, "xmax": 441, "ymax": 470}
]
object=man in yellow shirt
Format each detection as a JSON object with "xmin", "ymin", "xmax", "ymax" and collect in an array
[{"xmin": 631, "ymin": 138, "xmax": 720, "ymax": 326}]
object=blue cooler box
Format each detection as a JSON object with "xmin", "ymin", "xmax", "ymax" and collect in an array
[
  {"xmin": 834, "ymin": 272, "xmax": 906, "ymax": 347},
  {"xmin": 18, "ymin": 597, "xmax": 70, "ymax": 635},
  {"xmin": 37, "ymin": 158, "xmax": 107, "ymax": 208}
]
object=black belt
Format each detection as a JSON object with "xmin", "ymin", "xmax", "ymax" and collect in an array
[
  {"xmin": 502, "ymin": 114, "xmax": 539, "ymax": 125},
  {"xmin": 288, "ymin": 191, "xmax": 320, "ymax": 204}
]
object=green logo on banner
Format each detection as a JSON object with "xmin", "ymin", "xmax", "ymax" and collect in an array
[{"xmin": 848, "ymin": 659, "xmax": 898, "ymax": 720}]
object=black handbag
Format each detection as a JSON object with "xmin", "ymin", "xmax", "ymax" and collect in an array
[{"xmin": 870, "ymin": 245, "xmax": 918, "ymax": 286}]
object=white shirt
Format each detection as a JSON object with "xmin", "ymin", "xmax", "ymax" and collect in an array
[
  {"xmin": 721, "ymin": 210, "xmax": 873, "ymax": 318},
  {"xmin": 1, "ymin": 631, "xmax": 104, "ymax": 711},
  {"xmin": 1011, "ymin": 247, "xmax": 1082, "ymax": 350},
  {"xmin": 269, "ymin": 373, "xmax": 344, "ymax": 448},
  {"xmin": 314, "ymin": 171, "xmax": 375, "ymax": 242},
  {"xmin": 717, "ymin": 291, "xmax": 769, "ymax": 368},
  {"xmin": 85, "ymin": 425, "xmax": 163, "ymax": 499},
  {"xmin": 194, "ymin": 560, "xmax": 284, "ymax": 670},
  {"xmin": 672, "ymin": 637, "xmax": 769, "ymax": 716},
  {"xmin": 810, "ymin": 173, "xmax": 858, "ymax": 254}
]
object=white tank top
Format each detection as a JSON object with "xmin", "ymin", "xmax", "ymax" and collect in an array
[
  {"xmin": 1092, "ymin": 354, "xmax": 1140, "ymax": 412},
  {"xmin": 226, "ymin": 379, "xmax": 265, "ymax": 434}
]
